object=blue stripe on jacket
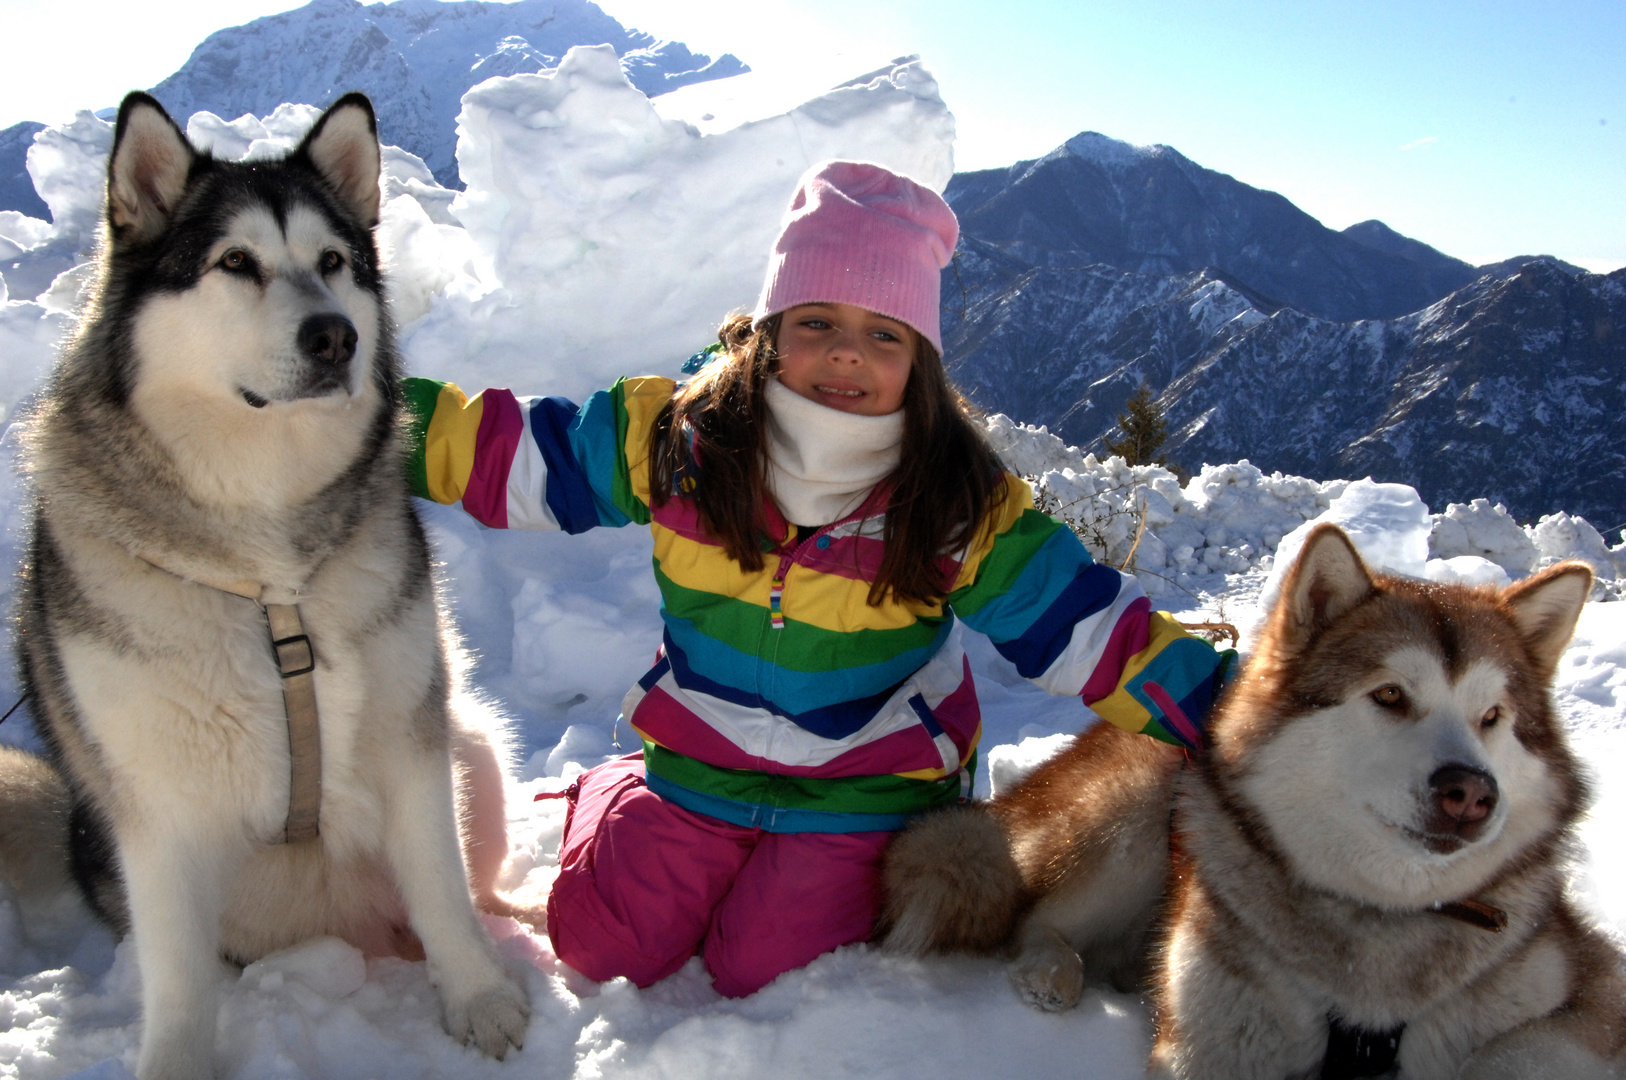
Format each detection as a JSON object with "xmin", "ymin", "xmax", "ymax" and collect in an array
[
  {"xmin": 993, "ymin": 560, "xmax": 1126, "ymax": 678},
  {"xmin": 957, "ymin": 527, "xmax": 1105, "ymax": 647},
  {"xmin": 661, "ymin": 612, "xmax": 953, "ymax": 717},
  {"xmin": 567, "ymin": 388, "xmax": 635, "ymax": 527},
  {"xmin": 661, "ymin": 632, "xmax": 919, "ymax": 741},
  {"xmin": 528, "ymin": 396, "xmax": 601, "ymax": 534}
]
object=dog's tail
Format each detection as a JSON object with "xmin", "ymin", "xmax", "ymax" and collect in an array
[
  {"xmin": 877, "ymin": 802, "xmax": 1027, "ymax": 957},
  {"xmin": 0, "ymin": 744, "xmax": 78, "ymax": 927}
]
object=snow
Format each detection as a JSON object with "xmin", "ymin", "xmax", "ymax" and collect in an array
[
  {"xmin": 1064, "ymin": 131, "xmax": 1155, "ymax": 170},
  {"xmin": 0, "ymin": 50, "xmax": 1624, "ymax": 1080},
  {"xmin": 433, "ymin": 44, "xmax": 953, "ymax": 405},
  {"xmin": 1259, "ymin": 478, "xmax": 1431, "ymax": 609}
]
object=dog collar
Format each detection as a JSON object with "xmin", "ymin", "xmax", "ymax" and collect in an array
[
  {"xmin": 1429, "ymin": 898, "xmax": 1508, "ymax": 932},
  {"xmin": 134, "ymin": 551, "xmax": 322, "ymax": 845}
]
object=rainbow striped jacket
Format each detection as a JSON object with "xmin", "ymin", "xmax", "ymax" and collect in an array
[{"xmin": 402, "ymin": 375, "xmax": 1233, "ymax": 833}]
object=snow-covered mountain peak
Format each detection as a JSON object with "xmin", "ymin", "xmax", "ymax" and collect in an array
[
  {"xmin": 1064, "ymin": 130, "xmax": 1166, "ymax": 168},
  {"xmin": 141, "ymin": 0, "xmax": 747, "ymax": 187}
]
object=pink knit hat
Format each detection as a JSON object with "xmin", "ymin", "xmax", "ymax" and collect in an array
[{"xmin": 753, "ymin": 161, "xmax": 959, "ymax": 353}]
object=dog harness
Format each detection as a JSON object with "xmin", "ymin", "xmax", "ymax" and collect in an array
[
  {"xmin": 1320, "ymin": 1017, "xmax": 1404, "ymax": 1079},
  {"xmin": 135, "ymin": 552, "xmax": 322, "ymax": 844}
]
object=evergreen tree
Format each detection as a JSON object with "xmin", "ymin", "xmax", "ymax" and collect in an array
[{"xmin": 1103, "ymin": 382, "xmax": 1169, "ymax": 467}]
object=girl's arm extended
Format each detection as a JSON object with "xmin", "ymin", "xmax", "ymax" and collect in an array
[
  {"xmin": 400, "ymin": 375, "xmax": 675, "ymax": 531},
  {"xmin": 948, "ymin": 475, "xmax": 1234, "ymax": 751}
]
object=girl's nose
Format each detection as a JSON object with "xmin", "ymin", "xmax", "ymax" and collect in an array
[{"xmin": 828, "ymin": 331, "xmax": 863, "ymax": 363}]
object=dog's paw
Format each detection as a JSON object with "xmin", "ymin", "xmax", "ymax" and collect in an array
[
  {"xmin": 1010, "ymin": 942, "xmax": 1085, "ymax": 1012},
  {"xmin": 443, "ymin": 976, "xmax": 530, "ymax": 1060}
]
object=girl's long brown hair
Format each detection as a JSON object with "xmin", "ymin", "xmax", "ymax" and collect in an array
[{"xmin": 650, "ymin": 313, "xmax": 1006, "ymax": 605}]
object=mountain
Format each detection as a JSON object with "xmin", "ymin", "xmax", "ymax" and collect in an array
[
  {"xmin": 1339, "ymin": 219, "xmax": 1484, "ymax": 300},
  {"xmin": 150, "ymin": 0, "xmax": 744, "ymax": 188},
  {"xmin": 0, "ymin": 0, "xmax": 745, "ymax": 204},
  {"xmin": 939, "ymin": 130, "xmax": 1624, "ymax": 524},
  {"xmin": 947, "ymin": 133, "xmax": 1480, "ymax": 323},
  {"xmin": 945, "ymin": 253, "xmax": 1626, "ymax": 525},
  {"xmin": 0, "ymin": 123, "xmax": 48, "ymax": 220}
]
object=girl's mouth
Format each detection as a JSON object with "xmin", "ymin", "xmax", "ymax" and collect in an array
[{"xmin": 815, "ymin": 385, "xmax": 863, "ymax": 398}]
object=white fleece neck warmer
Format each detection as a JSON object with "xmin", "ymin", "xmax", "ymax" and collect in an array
[{"xmin": 763, "ymin": 377, "xmax": 904, "ymax": 526}]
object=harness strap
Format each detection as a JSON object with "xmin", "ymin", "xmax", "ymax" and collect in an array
[
  {"xmin": 265, "ymin": 603, "xmax": 322, "ymax": 843},
  {"xmin": 136, "ymin": 552, "xmax": 322, "ymax": 844},
  {"xmin": 1321, "ymin": 1016, "xmax": 1404, "ymax": 1079}
]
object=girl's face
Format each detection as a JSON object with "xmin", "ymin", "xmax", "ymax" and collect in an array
[{"xmin": 773, "ymin": 302, "xmax": 915, "ymax": 416}]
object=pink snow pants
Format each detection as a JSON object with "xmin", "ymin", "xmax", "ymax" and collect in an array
[{"xmin": 546, "ymin": 753, "xmax": 892, "ymax": 998}]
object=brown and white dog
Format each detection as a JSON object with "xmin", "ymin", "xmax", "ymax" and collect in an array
[{"xmin": 882, "ymin": 523, "xmax": 1626, "ymax": 1079}]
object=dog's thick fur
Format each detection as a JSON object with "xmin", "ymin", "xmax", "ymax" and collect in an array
[
  {"xmin": 7, "ymin": 92, "xmax": 530, "ymax": 1079},
  {"xmin": 883, "ymin": 525, "xmax": 1626, "ymax": 1079}
]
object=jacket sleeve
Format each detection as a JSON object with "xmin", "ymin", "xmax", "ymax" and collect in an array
[
  {"xmin": 399, "ymin": 375, "xmax": 675, "ymax": 532},
  {"xmin": 947, "ymin": 474, "xmax": 1234, "ymax": 750}
]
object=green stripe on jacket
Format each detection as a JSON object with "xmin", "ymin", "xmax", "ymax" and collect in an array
[
  {"xmin": 399, "ymin": 376, "xmax": 445, "ymax": 501},
  {"xmin": 652, "ymin": 561, "xmax": 947, "ymax": 670},
  {"xmin": 948, "ymin": 508, "xmax": 1068, "ymax": 619},
  {"xmin": 642, "ymin": 741, "xmax": 966, "ymax": 816}
]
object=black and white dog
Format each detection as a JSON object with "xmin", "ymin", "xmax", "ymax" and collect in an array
[{"xmin": 7, "ymin": 92, "xmax": 531, "ymax": 1079}]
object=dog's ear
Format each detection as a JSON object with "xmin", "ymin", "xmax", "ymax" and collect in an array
[
  {"xmin": 1501, "ymin": 562, "xmax": 1591, "ymax": 675},
  {"xmin": 1275, "ymin": 524, "xmax": 1375, "ymax": 652},
  {"xmin": 299, "ymin": 93, "xmax": 381, "ymax": 228},
  {"xmin": 107, "ymin": 93, "xmax": 196, "ymax": 243}
]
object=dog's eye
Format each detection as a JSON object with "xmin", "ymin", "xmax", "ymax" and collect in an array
[
  {"xmin": 1371, "ymin": 685, "xmax": 1405, "ymax": 708},
  {"xmin": 1481, "ymin": 706, "xmax": 1501, "ymax": 729},
  {"xmin": 219, "ymin": 248, "xmax": 255, "ymax": 275},
  {"xmin": 319, "ymin": 250, "xmax": 345, "ymax": 274}
]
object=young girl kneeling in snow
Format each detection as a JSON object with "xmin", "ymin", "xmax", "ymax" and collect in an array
[{"xmin": 404, "ymin": 161, "xmax": 1232, "ymax": 998}]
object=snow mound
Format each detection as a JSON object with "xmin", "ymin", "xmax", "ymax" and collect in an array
[
  {"xmin": 1260, "ymin": 479, "xmax": 1430, "ymax": 608},
  {"xmin": 987, "ymin": 416, "xmax": 1626, "ymax": 605},
  {"xmin": 418, "ymin": 46, "xmax": 954, "ymax": 404}
]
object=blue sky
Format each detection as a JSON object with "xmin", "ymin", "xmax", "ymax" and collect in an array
[{"xmin": 1, "ymin": 0, "xmax": 1620, "ymax": 269}]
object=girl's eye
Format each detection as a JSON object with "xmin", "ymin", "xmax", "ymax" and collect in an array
[
  {"xmin": 319, "ymin": 250, "xmax": 345, "ymax": 274},
  {"xmin": 800, "ymin": 319, "xmax": 830, "ymax": 330},
  {"xmin": 1481, "ymin": 706, "xmax": 1501, "ymax": 729},
  {"xmin": 871, "ymin": 330, "xmax": 899, "ymax": 342},
  {"xmin": 1371, "ymin": 685, "xmax": 1405, "ymax": 709}
]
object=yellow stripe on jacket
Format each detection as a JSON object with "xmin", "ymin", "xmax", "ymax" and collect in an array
[{"xmin": 422, "ymin": 383, "xmax": 484, "ymax": 505}]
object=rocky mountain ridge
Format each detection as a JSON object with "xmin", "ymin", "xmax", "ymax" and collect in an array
[
  {"xmin": 947, "ymin": 132, "xmax": 1492, "ymax": 324},
  {"xmin": 945, "ymin": 235, "xmax": 1625, "ymax": 523}
]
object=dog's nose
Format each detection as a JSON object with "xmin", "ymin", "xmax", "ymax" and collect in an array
[
  {"xmin": 1429, "ymin": 764, "xmax": 1499, "ymax": 826},
  {"xmin": 298, "ymin": 314, "xmax": 357, "ymax": 366}
]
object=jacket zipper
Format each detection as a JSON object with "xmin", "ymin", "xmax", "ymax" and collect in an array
[
  {"xmin": 758, "ymin": 523, "xmax": 834, "ymax": 781},
  {"xmin": 768, "ymin": 523, "xmax": 833, "ymax": 632}
]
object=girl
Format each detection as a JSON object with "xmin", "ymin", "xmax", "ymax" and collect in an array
[{"xmin": 402, "ymin": 161, "xmax": 1232, "ymax": 998}]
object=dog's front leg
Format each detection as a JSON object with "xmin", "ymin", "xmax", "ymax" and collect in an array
[
  {"xmin": 1010, "ymin": 918, "xmax": 1086, "ymax": 1011},
  {"xmin": 1149, "ymin": 923, "xmax": 1326, "ymax": 1080},
  {"xmin": 1403, "ymin": 924, "xmax": 1620, "ymax": 1080},
  {"xmin": 118, "ymin": 820, "xmax": 244, "ymax": 1080},
  {"xmin": 383, "ymin": 741, "xmax": 530, "ymax": 1059}
]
